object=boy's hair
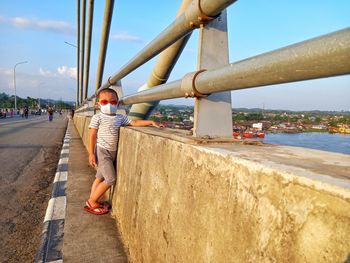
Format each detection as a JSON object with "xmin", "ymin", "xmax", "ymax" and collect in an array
[{"xmin": 96, "ymin": 88, "xmax": 119, "ymax": 101}]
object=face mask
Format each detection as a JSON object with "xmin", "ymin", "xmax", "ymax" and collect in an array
[{"xmin": 100, "ymin": 103, "xmax": 118, "ymax": 115}]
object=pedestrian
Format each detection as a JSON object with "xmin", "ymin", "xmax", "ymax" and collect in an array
[
  {"xmin": 48, "ymin": 107, "xmax": 54, "ymax": 121},
  {"xmin": 20, "ymin": 108, "xmax": 24, "ymax": 118},
  {"xmin": 84, "ymin": 88, "xmax": 163, "ymax": 215},
  {"xmin": 24, "ymin": 106, "xmax": 29, "ymax": 119}
]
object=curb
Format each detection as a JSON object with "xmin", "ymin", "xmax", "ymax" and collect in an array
[{"xmin": 35, "ymin": 120, "xmax": 70, "ymax": 263}]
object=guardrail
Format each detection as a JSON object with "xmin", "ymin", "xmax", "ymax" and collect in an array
[
  {"xmin": 120, "ymin": 28, "xmax": 350, "ymax": 105},
  {"xmin": 76, "ymin": 0, "xmax": 350, "ymax": 136}
]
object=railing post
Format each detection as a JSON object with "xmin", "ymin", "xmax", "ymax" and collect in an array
[{"xmin": 193, "ymin": 10, "xmax": 233, "ymax": 137}]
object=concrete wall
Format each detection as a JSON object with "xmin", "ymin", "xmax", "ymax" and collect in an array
[
  {"xmin": 113, "ymin": 127, "xmax": 350, "ymax": 263},
  {"xmin": 73, "ymin": 115, "xmax": 350, "ymax": 263},
  {"xmin": 73, "ymin": 115, "xmax": 91, "ymax": 149}
]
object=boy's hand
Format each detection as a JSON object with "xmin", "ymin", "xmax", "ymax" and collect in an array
[
  {"xmin": 152, "ymin": 121, "xmax": 164, "ymax": 129},
  {"xmin": 89, "ymin": 153, "xmax": 97, "ymax": 167}
]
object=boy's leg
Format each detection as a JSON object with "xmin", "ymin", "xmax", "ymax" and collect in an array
[
  {"xmin": 91, "ymin": 177, "xmax": 103, "ymax": 195},
  {"xmin": 88, "ymin": 181, "xmax": 111, "ymax": 207},
  {"xmin": 87, "ymin": 147, "xmax": 116, "ymax": 208}
]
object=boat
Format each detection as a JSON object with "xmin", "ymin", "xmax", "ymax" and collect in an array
[
  {"xmin": 257, "ymin": 132, "xmax": 265, "ymax": 138},
  {"xmin": 243, "ymin": 131, "xmax": 254, "ymax": 138},
  {"xmin": 232, "ymin": 131, "xmax": 241, "ymax": 137},
  {"xmin": 232, "ymin": 128, "xmax": 241, "ymax": 138},
  {"xmin": 232, "ymin": 128, "xmax": 265, "ymax": 139}
]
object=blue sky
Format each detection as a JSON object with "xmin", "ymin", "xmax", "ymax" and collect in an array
[{"xmin": 0, "ymin": 0, "xmax": 349, "ymax": 110}]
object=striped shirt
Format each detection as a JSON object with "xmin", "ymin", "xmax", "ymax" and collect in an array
[{"xmin": 89, "ymin": 112, "xmax": 131, "ymax": 151}]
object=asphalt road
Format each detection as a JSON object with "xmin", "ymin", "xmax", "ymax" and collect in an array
[{"xmin": 0, "ymin": 113, "xmax": 68, "ymax": 262}]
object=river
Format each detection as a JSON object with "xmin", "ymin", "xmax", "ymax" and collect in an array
[{"xmin": 264, "ymin": 132, "xmax": 350, "ymax": 155}]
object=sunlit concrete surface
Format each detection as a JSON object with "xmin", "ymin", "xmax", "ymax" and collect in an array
[
  {"xmin": 73, "ymin": 115, "xmax": 350, "ymax": 263},
  {"xmin": 113, "ymin": 127, "xmax": 350, "ymax": 263}
]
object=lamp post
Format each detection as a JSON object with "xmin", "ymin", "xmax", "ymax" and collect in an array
[
  {"xmin": 13, "ymin": 61, "xmax": 28, "ymax": 112},
  {"xmin": 64, "ymin": 41, "xmax": 80, "ymax": 107}
]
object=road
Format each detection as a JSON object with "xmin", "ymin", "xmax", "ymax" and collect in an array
[{"xmin": 0, "ymin": 113, "xmax": 68, "ymax": 262}]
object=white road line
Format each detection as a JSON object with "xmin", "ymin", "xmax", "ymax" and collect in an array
[
  {"xmin": 47, "ymin": 260, "xmax": 63, "ymax": 263},
  {"xmin": 44, "ymin": 196, "xmax": 67, "ymax": 222},
  {"xmin": 61, "ymin": 149, "xmax": 69, "ymax": 155},
  {"xmin": 58, "ymin": 158, "xmax": 69, "ymax": 165},
  {"xmin": 54, "ymin": 171, "xmax": 68, "ymax": 183}
]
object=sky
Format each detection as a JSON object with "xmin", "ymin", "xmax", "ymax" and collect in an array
[{"xmin": 0, "ymin": 0, "xmax": 349, "ymax": 111}]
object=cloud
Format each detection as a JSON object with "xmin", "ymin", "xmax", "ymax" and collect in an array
[
  {"xmin": 39, "ymin": 66, "xmax": 77, "ymax": 79},
  {"xmin": 0, "ymin": 68, "xmax": 12, "ymax": 76},
  {"xmin": 57, "ymin": 66, "xmax": 77, "ymax": 79},
  {"xmin": 111, "ymin": 32, "xmax": 144, "ymax": 43},
  {"xmin": 0, "ymin": 16, "xmax": 75, "ymax": 35},
  {"xmin": 39, "ymin": 67, "xmax": 57, "ymax": 77}
]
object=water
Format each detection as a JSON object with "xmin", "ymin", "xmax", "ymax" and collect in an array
[{"xmin": 264, "ymin": 132, "xmax": 350, "ymax": 155}]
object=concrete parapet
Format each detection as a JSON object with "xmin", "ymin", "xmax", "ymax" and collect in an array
[
  {"xmin": 73, "ymin": 115, "xmax": 91, "ymax": 149},
  {"xmin": 112, "ymin": 127, "xmax": 350, "ymax": 263},
  {"xmin": 72, "ymin": 115, "xmax": 350, "ymax": 262}
]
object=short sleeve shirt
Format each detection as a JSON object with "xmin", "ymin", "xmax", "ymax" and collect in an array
[{"xmin": 89, "ymin": 112, "xmax": 131, "ymax": 151}]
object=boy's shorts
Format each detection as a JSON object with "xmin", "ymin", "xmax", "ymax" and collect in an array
[{"xmin": 95, "ymin": 146, "xmax": 117, "ymax": 186}]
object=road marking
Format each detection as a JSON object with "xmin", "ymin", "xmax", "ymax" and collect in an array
[
  {"xmin": 44, "ymin": 196, "xmax": 67, "ymax": 222},
  {"xmin": 61, "ymin": 149, "xmax": 69, "ymax": 154},
  {"xmin": 47, "ymin": 260, "xmax": 63, "ymax": 263},
  {"xmin": 54, "ymin": 171, "xmax": 68, "ymax": 183},
  {"xmin": 36, "ymin": 119, "xmax": 70, "ymax": 263},
  {"xmin": 58, "ymin": 157, "xmax": 69, "ymax": 165}
]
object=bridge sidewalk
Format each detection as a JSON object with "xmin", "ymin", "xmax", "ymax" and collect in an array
[{"xmin": 62, "ymin": 120, "xmax": 128, "ymax": 262}]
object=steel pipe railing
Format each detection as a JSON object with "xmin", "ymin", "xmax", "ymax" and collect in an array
[
  {"xmin": 95, "ymin": 0, "xmax": 237, "ymax": 94},
  {"xmin": 128, "ymin": 0, "xmax": 193, "ymax": 120},
  {"xmin": 120, "ymin": 28, "xmax": 350, "ymax": 105}
]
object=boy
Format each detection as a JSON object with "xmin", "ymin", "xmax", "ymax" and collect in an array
[{"xmin": 85, "ymin": 88, "xmax": 163, "ymax": 215}]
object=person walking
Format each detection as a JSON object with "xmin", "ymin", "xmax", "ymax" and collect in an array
[
  {"xmin": 24, "ymin": 106, "xmax": 29, "ymax": 119},
  {"xmin": 48, "ymin": 107, "xmax": 54, "ymax": 122}
]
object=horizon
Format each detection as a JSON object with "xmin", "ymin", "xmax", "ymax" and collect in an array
[{"xmin": 1, "ymin": 92, "xmax": 349, "ymax": 113}]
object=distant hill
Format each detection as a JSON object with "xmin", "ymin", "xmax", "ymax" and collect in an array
[
  {"xmin": 157, "ymin": 103, "xmax": 349, "ymax": 115},
  {"xmin": 0, "ymin": 92, "xmax": 73, "ymax": 109}
]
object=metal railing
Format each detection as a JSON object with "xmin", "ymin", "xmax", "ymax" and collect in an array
[
  {"xmin": 120, "ymin": 28, "xmax": 350, "ymax": 105},
  {"xmin": 76, "ymin": 0, "xmax": 350, "ymax": 136}
]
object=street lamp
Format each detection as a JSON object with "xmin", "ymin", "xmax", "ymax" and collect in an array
[
  {"xmin": 13, "ymin": 61, "xmax": 28, "ymax": 111},
  {"xmin": 64, "ymin": 41, "xmax": 80, "ymax": 107}
]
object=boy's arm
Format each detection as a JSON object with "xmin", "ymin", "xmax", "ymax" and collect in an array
[
  {"xmin": 129, "ymin": 120, "xmax": 163, "ymax": 128},
  {"xmin": 89, "ymin": 128, "xmax": 98, "ymax": 167}
]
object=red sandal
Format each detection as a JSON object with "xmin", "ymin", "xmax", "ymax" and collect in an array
[
  {"xmin": 98, "ymin": 201, "xmax": 111, "ymax": 209},
  {"xmin": 84, "ymin": 200, "xmax": 109, "ymax": 215}
]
